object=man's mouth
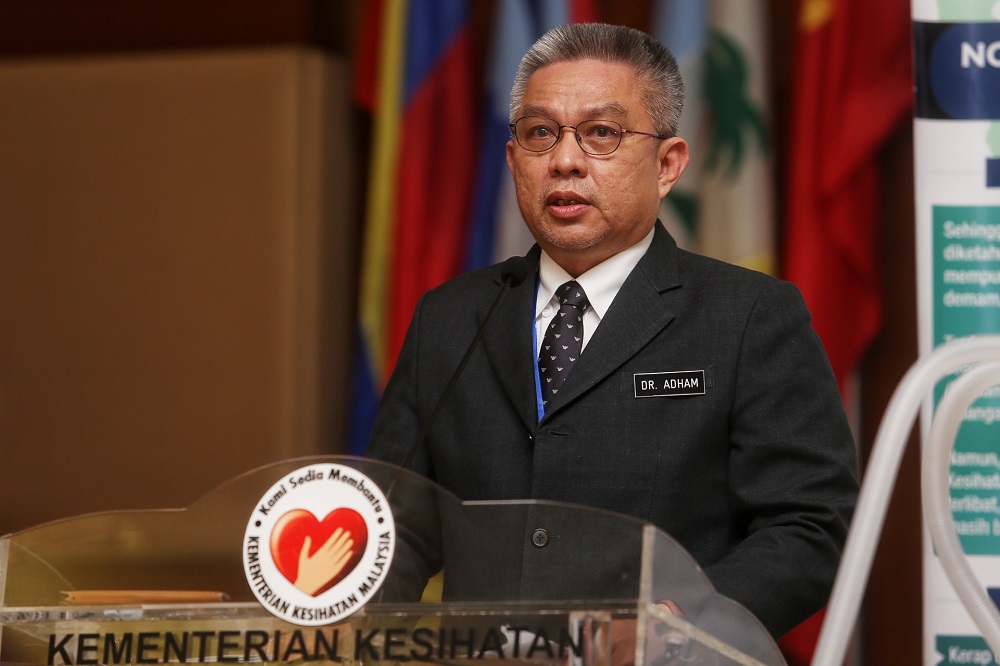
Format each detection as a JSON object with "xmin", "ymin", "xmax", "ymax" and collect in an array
[{"xmin": 546, "ymin": 192, "xmax": 591, "ymax": 207}]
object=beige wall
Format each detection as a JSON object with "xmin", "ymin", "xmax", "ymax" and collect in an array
[{"xmin": 0, "ymin": 48, "xmax": 356, "ymax": 534}]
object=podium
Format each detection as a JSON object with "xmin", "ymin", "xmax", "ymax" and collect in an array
[{"xmin": 0, "ymin": 457, "xmax": 785, "ymax": 665}]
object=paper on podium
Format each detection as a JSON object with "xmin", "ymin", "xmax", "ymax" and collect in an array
[{"xmin": 62, "ymin": 590, "xmax": 229, "ymax": 605}]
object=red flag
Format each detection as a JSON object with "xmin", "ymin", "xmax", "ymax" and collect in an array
[
  {"xmin": 350, "ymin": 0, "xmax": 477, "ymax": 453},
  {"xmin": 780, "ymin": 1, "xmax": 912, "ymax": 661},
  {"xmin": 783, "ymin": 0, "xmax": 912, "ymax": 391}
]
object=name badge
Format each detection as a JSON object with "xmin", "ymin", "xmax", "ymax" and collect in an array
[{"xmin": 634, "ymin": 370, "xmax": 706, "ymax": 398}]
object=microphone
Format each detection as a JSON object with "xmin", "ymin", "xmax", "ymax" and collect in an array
[
  {"xmin": 498, "ymin": 255, "xmax": 530, "ymax": 289},
  {"xmin": 396, "ymin": 256, "xmax": 530, "ymax": 473}
]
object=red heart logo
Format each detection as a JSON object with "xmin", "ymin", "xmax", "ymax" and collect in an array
[{"xmin": 270, "ymin": 508, "xmax": 367, "ymax": 596}]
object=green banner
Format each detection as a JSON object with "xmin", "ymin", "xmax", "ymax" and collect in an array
[
  {"xmin": 932, "ymin": 205, "xmax": 1000, "ymax": 555},
  {"xmin": 935, "ymin": 635, "xmax": 999, "ymax": 666}
]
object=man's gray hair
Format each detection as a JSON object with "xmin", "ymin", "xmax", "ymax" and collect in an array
[{"xmin": 509, "ymin": 23, "xmax": 684, "ymax": 138}]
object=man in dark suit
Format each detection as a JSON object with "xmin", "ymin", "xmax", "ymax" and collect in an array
[{"xmin": 367, "ymin": 22, "xmax": 858, "ymax": 640}]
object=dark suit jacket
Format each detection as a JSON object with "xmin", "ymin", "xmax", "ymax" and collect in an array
[{"xmin": 368, "ymin": 223, "xmax": 858, "ymax": 638}]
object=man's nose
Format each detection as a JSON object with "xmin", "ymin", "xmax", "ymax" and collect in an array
[{"xmin": 548, "ymin": 129, "xmax": 589, "ymax": 176}]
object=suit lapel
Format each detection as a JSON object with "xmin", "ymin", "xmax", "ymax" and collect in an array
[
  {"xmin": 541, "ymin": 224, "xmax": 682, "ymax": 419},
  {"xmin": 482, "ymin": 248, "xmax": 542, "ymax": 431}
]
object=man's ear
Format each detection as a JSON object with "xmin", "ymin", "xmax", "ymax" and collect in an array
[
  {"xmin": 656, "ymin": 137, "xmax": 689, "ymax": 199},
  {"xmin": 505, "ymin": 139, "xmax": 516, "ymax": 175}
]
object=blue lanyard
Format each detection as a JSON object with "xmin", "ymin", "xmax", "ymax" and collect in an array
[{"xmin": 532, "ymin": 276, "xmax": 545, "ymax": 421}]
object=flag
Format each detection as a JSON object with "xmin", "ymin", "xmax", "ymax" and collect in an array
[
  {"xmin": 782, "ymin": 0, "xmax": 912, "ymax": 391},
  {"xmin": 780, "ymin": 0, "xmax": 912, "ymax": 661},
  {"xmin": 350, "ymin": 0, "xmax": 478, "ymax": 454},
  {"xmin": 653, "ymin": 0, "xmax": 708, "ymax": 253},
  {"xmin": 464, "ymin": 0, "xmax": 599, "ymax": 271},
  {"xmin": 699, "ymin": 0, "xmax": 774, "ymax": 274},
  {"xmin": 654, "ymin": 0, "xmax": 774, "ymax": 274}
]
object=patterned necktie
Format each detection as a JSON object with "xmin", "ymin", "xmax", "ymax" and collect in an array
[{"xmin": 538, "ymin": 280, "xmax": 589, "ymax": 406}]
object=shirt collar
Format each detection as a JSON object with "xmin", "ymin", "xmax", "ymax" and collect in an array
[{"xmin": 536, "ymin": 227, "xmax": 655, "ymax": 320}]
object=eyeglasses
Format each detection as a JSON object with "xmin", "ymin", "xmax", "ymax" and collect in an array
[{"xmin": 509, "ymin": 116, "xmax": 669, "ymax": 156}]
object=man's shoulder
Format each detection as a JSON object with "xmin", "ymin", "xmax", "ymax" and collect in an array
[
  {"xmin": 672, "ymin": 246, "xmax": 789, "ymax": 294},
  {"xmin": 647, "ymin": 223, "xmax": 789, "ymax": 297},
  {"xmin": 652, "ymin": 247, "xmax": 812, "ymax": 324},
  {"xmin": 431, "ymin": 262, "xmax": 507, "ymax": 293},
  {"xmin": 419, "ymin": 261, "xmax": 523, "ymax": 309}
]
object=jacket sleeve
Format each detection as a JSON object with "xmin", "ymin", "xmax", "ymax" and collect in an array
[
  {"xmin": 703, "ymin": 279, "xmax": 859, "ymax": 638},
  {"xmin": 366, "ymin": 295, "xmax": 443, "ymax": 602}
]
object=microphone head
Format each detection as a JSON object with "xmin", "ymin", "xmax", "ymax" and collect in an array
[{"xmin": 500, "ymin": 256, "xmax": 531, "ymax": 287}]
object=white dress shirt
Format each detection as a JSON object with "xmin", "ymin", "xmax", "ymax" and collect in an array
[{"xmin": 534, "ymin": 227, "xmax": 655, "ymax": 356}]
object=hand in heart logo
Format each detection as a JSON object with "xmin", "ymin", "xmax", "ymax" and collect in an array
[{"xmin": 270, "ymin": 508, "xmax": 368, "ymax": 596}]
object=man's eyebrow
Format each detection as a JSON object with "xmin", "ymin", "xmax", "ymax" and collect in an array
[
  {"xmin": 583, "ymin": 102, "xmax": 628, "ymax": 119},
  {"xmin": 520, "ymin": 104, "xmax": 550, "ymax": 118},
  {"xmin": 517, "ymin": 102, "xmax": 629, "ymax": 120}
]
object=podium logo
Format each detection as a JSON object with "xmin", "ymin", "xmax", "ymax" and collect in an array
[
  {"xmin": 243, "ymin": 463, "xmax": 395, "ymax": 626},
  {"xmin": 271, "ymin": 508, "xmax": 368, "ymax": 596}
]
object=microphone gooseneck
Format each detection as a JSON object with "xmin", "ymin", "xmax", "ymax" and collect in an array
[{"xmin": 394, "ymin": 257, "xmax": 530, "ymax": 478}]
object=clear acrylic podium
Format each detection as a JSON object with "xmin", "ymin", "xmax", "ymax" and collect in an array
[{"xmin": 0, "ymin": 456, "xmax": 785, "ymax": 665}]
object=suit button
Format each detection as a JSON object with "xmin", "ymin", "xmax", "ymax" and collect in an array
[{"xmin": 531, "ymin": 528, "xmax": 549, "ymax": 548}]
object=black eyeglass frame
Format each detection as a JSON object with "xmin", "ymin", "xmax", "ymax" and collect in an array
[{"xmin": 508, "ymin": 116, "xmax": 671, "ymax": 156}]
